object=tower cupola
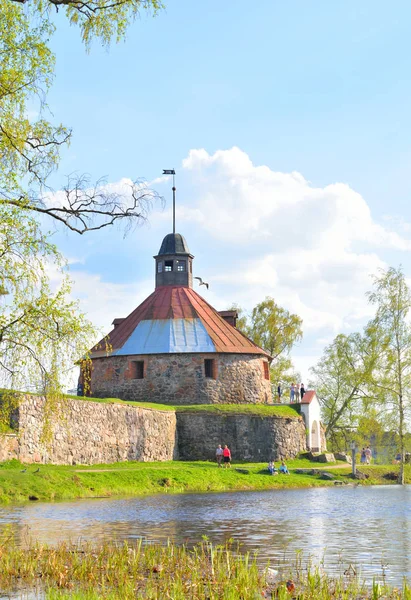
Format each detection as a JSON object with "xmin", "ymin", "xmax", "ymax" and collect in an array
[{"xmin": 154, "ymin": 233, "xmax": 194, "ymax": 288}]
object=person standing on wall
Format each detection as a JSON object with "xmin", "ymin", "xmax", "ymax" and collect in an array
[
  {"xmin": 300, "ymin": 383, "xmax": 305, "ymax": 399},
  {"xmin": 216, "ymin": 444, "xmax": 223, "ymax": 468},
  {"xmin": 277, "ymin": 383, "xmax": 282, "ymax": 403},
  {"xmin": 290, "ymin": 384, "xmax": 295, "ymax": 403},
  {"xmin": 223, "ymin": 445, "xmax": 231, "ymax": 468}
]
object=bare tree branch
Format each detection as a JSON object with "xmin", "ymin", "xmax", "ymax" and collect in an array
[{"xmin": 1, "ymin": 174, "xmax": 164, "ymax": 235}]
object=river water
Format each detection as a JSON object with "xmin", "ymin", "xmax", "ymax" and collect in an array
[{"xmin": 1, "ymin": 485, "xmax": 411, "ymax": 586}]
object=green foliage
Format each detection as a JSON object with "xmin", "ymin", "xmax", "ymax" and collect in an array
[
  {"xmin": 0, "ymin": 0, "xmax": 162, "ymax": 403},
  {"xmin": 229, "ymin": 298, "xmax": 303, "ymax": 385},
  {"xmin": 310, "ymin": 331, "xmax": 377, "ymax": 449},
  {"xmin": 311, "ymin": 267, "xmax": 411, "ymax": 480},
  {"xmin": 248, "ymin": 297, "xmax": 303, "ymax": 359},
  {"xmin": 366, "ymin": 266, "xmax": 411, "ymax": 484},
  {"xmin": 0, "ymin": 206, "xmax": 97, "ymax": 400}
]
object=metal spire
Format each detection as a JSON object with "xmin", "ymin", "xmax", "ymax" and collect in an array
[{"xmin": 163, "ymin": 169, "xmax": 176, "ymax": 234}]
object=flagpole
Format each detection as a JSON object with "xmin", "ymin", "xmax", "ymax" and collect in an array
[
  {"xmin": 163, "ymin": 169, "xmax": 176, "ymax": 234},
  {"xmin": 172, "ymin": 171, "xmax": 176, "ymax": 235}
]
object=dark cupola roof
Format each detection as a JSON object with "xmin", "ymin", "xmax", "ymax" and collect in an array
[{"xmin": 158, "ymin": 233, "xmax": 190, "ymax": 256}]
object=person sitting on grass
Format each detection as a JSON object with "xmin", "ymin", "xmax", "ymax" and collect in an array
[
  {"xmin": 268, "ymin": 461, "xmax": 278, "ymax": 475},
  {"xmin": 279, "ymin": 460, "xmax": 289, "ymax": 474}
]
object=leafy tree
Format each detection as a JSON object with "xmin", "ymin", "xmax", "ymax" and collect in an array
[
  {"xmin": 310, "ymin": 332, "xmax": 376, "ymax": 449},
  {"xmin": 367, "ymin": 267, "xmax": 411, "ymax": 484},
  {"xmin": 0, "ymin": 206, "xmax": 97, "ymax": 394},
  {"xmin": 0, "ymin": 0, "xmax": 162, "ymax": 397},
  {"xmin": 249, "ymin": 297, "xmax": 303, "ymax": 360},
  {"xmin": 228, "ymin": 298, "xmax": 303, "ymax": 387},
  {"xmin": 311, "ymin": 267, "xmax": 411, "ymax": 478}
]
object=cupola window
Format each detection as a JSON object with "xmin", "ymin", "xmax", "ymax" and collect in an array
[
  {"xmin": 157, "ymin": 262, "xmax": 163, "ymax": 273},
  {"xmin": 165, "ymin": 260, "xmax": 173, "ymax": 272},
  {"xmin": 176, "ymin": 260, "xmax": 186, "ymax": 272}
]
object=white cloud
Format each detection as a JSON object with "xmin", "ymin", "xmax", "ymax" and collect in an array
[
  {"xmin": 47, "ymin": 147, "xmax": 411, "ymax": 382},
  {"xmin": 182, "ymin": 147, "xmax": 411, "ymax": 251},
  {"xmin": 179, "ymin": 147, "xmax": 411, "ymax": 376}
]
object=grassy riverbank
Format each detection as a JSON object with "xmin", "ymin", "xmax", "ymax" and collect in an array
[
  {"xmin": 0, "ymin": 539, "xmax": 410, "ymax": 599},
  {"xmin": 0, "ymin": 459, "xmax": 409, "ymax": 504}
]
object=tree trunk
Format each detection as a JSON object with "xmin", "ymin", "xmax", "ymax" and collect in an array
[{"xmin": 398, "ymin": 395, "xmax": 405, "ymax": 485}]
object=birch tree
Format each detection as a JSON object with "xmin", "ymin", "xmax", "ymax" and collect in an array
[
  {"xmin": 310, "ymin": 332, "xmax": 376, "ymax": 449},
  {"xmin": 0, "ymin": 0, "xmax": 162, "ymax": 398},
  {"xmin": 367, "ymin": 267, "xmax": 411, "ymax": 484}
]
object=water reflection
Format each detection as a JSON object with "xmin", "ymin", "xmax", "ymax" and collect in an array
[{"xmin": 0, "ymin": 485, "xmax": 411, "ymax": 584}]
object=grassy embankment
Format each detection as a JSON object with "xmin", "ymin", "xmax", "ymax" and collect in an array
[
  {"xmin": 0, "ymin": 458, "xmax": 408, "ymax": 504},
  {"xmin": 66, "ymin": 394, "xmax": 300, "ymax": 417},
  {"xmin": 0, "ymin": 539, "xmax": 410, "ymax": 599},
  {"xmin": 0, "ymin": 394, "xmax": 408, "ymax": 503}
]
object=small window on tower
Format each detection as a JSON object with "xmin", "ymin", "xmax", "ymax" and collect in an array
[
  {"xmin": 176, "ymin": 260, "xmax": 186, "ymax": 272},
  {"xmin": 157, "ymin": 261, "xmax": 163, "ymax": 273},
  {"xmin": 132, "ymin": 360, "xmax": 144, "ymax": 380},
  {"xmin": 165, "ymin": 260, "xmax": 173, "ymax": 272},
  {"xmin": 204, "ymin": 359, "xmax": 217, "ymax": 379}
]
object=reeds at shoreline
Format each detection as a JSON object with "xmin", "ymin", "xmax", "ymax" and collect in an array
[{"xmin": 0, "ymin": 539, "xmax": 410, "ymax": 599}]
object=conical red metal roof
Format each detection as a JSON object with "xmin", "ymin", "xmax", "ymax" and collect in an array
[{"xmin": 91, "ymin": 286, "xmax": 270, "ymax": 358}]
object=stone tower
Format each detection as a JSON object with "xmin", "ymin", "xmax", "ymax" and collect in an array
[{"xmin": 85, "ymin": 231, "xmax": 272, "ymax": 405}]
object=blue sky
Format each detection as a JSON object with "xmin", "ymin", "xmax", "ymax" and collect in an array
[{"xmin": 43, "ymin": 1, "xmax": 411, "ymax": 381}]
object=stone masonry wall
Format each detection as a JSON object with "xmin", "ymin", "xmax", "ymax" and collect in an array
[
  {"xmin": 11, "ymin": 395, "xmax": 177, "ymax": 465},
  {"xmin": 0, "ymin": 433, "xmax": 19, "ymax": 462},
  {"xmin": 176, "ymin": 412, "xmax": 307, "ymax": 462},
  {"xmin": 0, "ymin": 396, "xmax": 307, "ymax": 465},
  {"xmin": 90, "ymin": 353, "xmax": 272, "ymax": 405}
]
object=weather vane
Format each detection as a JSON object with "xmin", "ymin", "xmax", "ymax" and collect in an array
[{"xmin": 163, "ymin": 169, "xmax": 176, "ymax": 234}]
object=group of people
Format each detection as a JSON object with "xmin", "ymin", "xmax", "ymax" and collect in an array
[
  {"xmin": 360, "ymin": 446, "xmax": 372, "ymax": 465},
  {"xmin": 276, "ymin": 383, "xmax": 305, "ymax": 403},
  {"xmin": 215, "ymin": 444, "xmax": 232, "ymax": 468},
  {"xmin": 268, "ymin": 460, "xmax": 289, "ymax": 475},
  {"xmin": 216, "ymin": 445, "xmax": 290, "ymax": 476}
]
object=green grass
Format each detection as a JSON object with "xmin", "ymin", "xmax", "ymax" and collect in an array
[
  {"xmin": 174, "ymin": 404, "xmax": 300, "ymax": 417},
  {"xmin": 64, "ymin": 394, "xmax": 175, "ymax": 411},
  {"xmin": 67, "ymin": 395, "xmax": 300, "ymax": 417},
  {"xmin": 5, "ymin": 390, "xmax": 300, "ymax": 417},
  {"xmin": 0, "ymin": 458, "xmax": 408, "ymax": 504},
  {"xmin": 0, "ymin": 539, "xmax": 410, "ymax": 599}
]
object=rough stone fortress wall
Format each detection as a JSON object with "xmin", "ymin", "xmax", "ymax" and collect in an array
[
  {"xmin": 177, "ymin": 412, "xmax": 306, "ymax": 462},
  {"xmin": 6, "ymin": 395, "xmax": 177, "ymax": 465},
  {"xmin": 90, "ymin": 353, "xmax": 272, "ymax": 405},
  {"xmin": 0, "ymin": 395, "xmax": 306, "ymax": 464}
]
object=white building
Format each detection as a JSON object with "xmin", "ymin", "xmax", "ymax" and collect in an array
[{"xmin": 299, "ymin": 390, "xmax": 324, "ymax": 452}]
